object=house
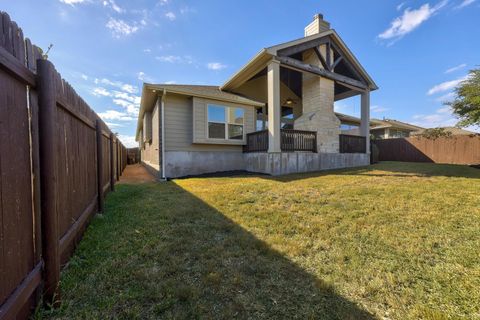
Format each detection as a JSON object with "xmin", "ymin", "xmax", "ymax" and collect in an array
[
  {"xmin": 335, "ymin": 113, "xmax": 424, "ymax": 139},
  {"xmin": 412, "ymin": 126, "xmax": 479, "ymax": 137},
  {"xmin": 370, "ymin": 119, "xmax": 423, "ymax": 139},
  {"xmin": 136, "ymin": 14, "xmax": 378, "ymax": 178}
]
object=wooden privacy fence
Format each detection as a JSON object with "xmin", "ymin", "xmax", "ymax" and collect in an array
[
  {"xmin": 0, "ymin": 12, "xmax": 128, "ymax": 319},
  {"xmin": 373, "ymin": 135, "xmax": 480, "ymax": 165}
]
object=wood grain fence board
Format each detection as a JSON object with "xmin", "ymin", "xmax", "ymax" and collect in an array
[
  {"xmin": 0, "ymin": 64, "xmax": 35, "ymax": 306},
  {"xmin": 374, "ymin": 136, "xmax": 480, "ymax": 164},
  {"xmin": 1, "ymin": 11, "xmax": 128, "ymax": 318}
]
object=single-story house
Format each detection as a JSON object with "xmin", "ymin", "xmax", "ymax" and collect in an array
[
  {"xmin": 412, "ymin": 126, "xmax": 479, "ymax": 136},
  {"xmin": 136, "ymin": 14, "xmax": 378, "ymax": 178},
  {"xmin": 335, "ymin": 113, "xmax": 425, "ymax": 139}
]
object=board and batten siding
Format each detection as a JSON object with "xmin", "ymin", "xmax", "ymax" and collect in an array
[{"xmin": 164, "ymin": 94, "xmax": 256, "ymax": 152}]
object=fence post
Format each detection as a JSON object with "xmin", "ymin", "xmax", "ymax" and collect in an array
[
  {"xmin": 109, "ymin": 133, "xmax": 115, "ymax": 192},
  {"xmin": 96, "ymin": 120, "xmax": 104, "ymax": 213},
  {"xmin": 37, "ymin": 59, "xmax": 60, "ymax": 305}
]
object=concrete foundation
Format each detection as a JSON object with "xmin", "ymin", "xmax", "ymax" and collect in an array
[
  {"xmin": 245, "ymin": 152, "xmax": 369, "ymax": 176},
  {"xmin": 163, "ymin": 151, "xmax": 369, "ymax": 178},
  {"xmin": 165, "ymin": 151, "xmax": 246, "ymax": 178}
]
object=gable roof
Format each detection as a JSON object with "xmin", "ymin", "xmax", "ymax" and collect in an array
[
  {"xmin": 136, "ymin": 84, "xmax": 264, "ymax": 140},
  {"xmin": 221, "ymin": 29, "xmax": 378, "ymax": 92},
  {"xmin": 371, "ymin": 119, "xmax": 424, "ymax": 131}
]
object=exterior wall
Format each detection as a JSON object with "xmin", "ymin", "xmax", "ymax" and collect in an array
[
  {"xmin": 295, "ymin": 47, "xmax": 340, "ymax": 153},
  {"xmin": 141, "ymin": 98, "xmax": 161, "ymax": 177},
  {"xmin": 164, "ymin": 93, "xmax": 252, "ymax": 152},
  {"xmin": 192, "ymin": 97, "xmax": 255, "ymax": 145},
  {"xmin": 245, "ymin": 152, "xmax": 369, "ymax": 176}
]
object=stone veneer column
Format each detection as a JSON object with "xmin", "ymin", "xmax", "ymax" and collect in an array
[{"xmin": 294, "ymin": 46, "xmax": 340, "ymax": 153}]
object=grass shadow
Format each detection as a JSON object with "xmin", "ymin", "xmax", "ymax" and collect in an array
[
  {"xmin": 43, "ymin": 182, "xmax": 376, "ymax": 319},
  {"xmin": 261, "ymin": 161, "xmax": 480, "ymax": 183}
]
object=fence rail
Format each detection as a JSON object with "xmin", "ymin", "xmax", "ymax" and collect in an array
[
  {"xmin": 0, "ymin": 11, "xmax": 128, "ymax": 319},
  {"xmin": 373, "ymin": 136, "xmax": 480, "ymax": 164},
  {"xmin": 339, "ymin": 134, "xmax": 367, "ymax": 153},
  {"xmin": 243, "ymin": 129, "xmax": 317, "ymax": 153}
]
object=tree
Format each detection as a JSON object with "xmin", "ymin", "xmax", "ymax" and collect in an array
[{"xmin": 446, "ymin": 68, "xmax": 480, "ymax": 128}]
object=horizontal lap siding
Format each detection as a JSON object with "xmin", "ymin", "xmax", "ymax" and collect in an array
[{"xmin": 164, "ymin": 94, "xmax": 259, "ymax": 153}]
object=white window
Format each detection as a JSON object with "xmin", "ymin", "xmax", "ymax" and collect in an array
[{"xmin": 208, "ymin": 104, "xmax": 244, "ymax": 140}]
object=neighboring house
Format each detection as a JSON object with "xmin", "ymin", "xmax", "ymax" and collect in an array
[
  {"xmin": 136, "ymin": 14, "xmax": 378, "ymax": 178},
  {"xmin": 370, "ymin": 119, "xmax": 424, "ymax": 139},
  {"xmin": 335, "ymin": 113, "xmax": 424, "ymax": 139},
  {"xmin": 412, "ymin": 127, "xmax": 479, "ymax": 136}
]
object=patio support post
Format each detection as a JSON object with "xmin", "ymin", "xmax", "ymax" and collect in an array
[
  {"xmin": 267, "ymin": 59, "xmax": 281, "ymax": 152},
  {"xmin": 360, "ymin": 90, "xmax": 370, "ymax": 153}
]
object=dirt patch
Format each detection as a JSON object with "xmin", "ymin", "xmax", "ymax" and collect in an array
[{"xmin": 118, "ymin": 164, "xmax": 157, "ymax": 184}]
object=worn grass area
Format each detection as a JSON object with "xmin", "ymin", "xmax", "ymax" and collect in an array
[{"xmin": 38, "ymin": 162, "xmax": 480, "ymax": 319}]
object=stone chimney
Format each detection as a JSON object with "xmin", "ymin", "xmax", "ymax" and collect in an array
[
  {"xmin": 304, "ymin": 13, "xmax": 330, "ymax": 37},
  {"xmin": 295, "ymin": 14, "xmax": 340, "ymax": 153}
]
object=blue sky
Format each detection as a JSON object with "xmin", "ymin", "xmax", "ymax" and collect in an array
[{"xmin": 2, "ymin": 0, "xmax": 479, "ymax": 146}]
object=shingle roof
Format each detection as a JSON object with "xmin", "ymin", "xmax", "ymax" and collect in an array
[{"xmin": 145, "ymin": 84, "xmax": 264, "ymax": 107}]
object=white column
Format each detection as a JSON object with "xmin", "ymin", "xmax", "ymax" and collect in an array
[
  {"xmin": 360, "ymin": 90, "xmax": 370, "ymax": 153},
  {"xmin": 267, "ymin": 60, "xmax": 281, "ymax": 152}
]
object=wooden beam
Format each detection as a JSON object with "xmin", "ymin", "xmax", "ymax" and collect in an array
[
  {"xmin": 277, "ymin": 56, "xmax": 368, "ymax": 91},
  {"xmin": 329, "ymin": 41, "xmax": 366, "ymax": 85},
  {"xmin": 332, "ymin": 56, "xmax": 343, "ymax": 70},
  {"xmin": 277, "ymin": 37, "xmax": 330, "ymax": 57},
  {"xmin": 313, "ymin": 47, "xmax": 328, "ymax": 70},
  {"xmin": 326, "ymin": 41, "xmax": 331, "ymax": 71}
]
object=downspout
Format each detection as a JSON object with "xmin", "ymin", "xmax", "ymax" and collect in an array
[{"xmin": 161, "ymin": 89, "xmax": 166, "ymax": 180}]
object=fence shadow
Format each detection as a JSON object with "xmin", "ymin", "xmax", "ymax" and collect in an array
[{"xmin": 52, "ymin": 182, "xmax": 377, "ymax": 319}]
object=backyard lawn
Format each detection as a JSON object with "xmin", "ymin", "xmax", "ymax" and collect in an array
[{"xmin": 38, "ymin": 162, "xmax": 480, "ymax": 319}]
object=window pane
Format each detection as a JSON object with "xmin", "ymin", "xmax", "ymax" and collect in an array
[
  {"xmin": 228, "ymin": 124, "xmax": 243, "ymax": 140},
  {"xmin": 208, "ymin": 122, "xmax": 225, "ymax": 139},
  {"xmin": 233, "ymin": 108, "xmax": 244, "ymax": 124},
  {"xmin": 208, "ymin": 105, "xmax": 226, "ymax": 122}
]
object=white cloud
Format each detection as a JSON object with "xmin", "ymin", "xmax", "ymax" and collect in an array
[
  {"xmin": 117, "ymin": 134, "xmax": 137, "ymax": 148},
  {"xmin": 164, "ymin": 80, "xmax": 176, "ymax": 84},
  {"xmin": 411, "ymin": 107, "xmax": 458, "ymax": 128},
  {"xmin": 59, "ymin": 0, "xmax": 87, "ymax": 6},
  {"xmin": 435, "ymin": 92, "xmax": 456, "ymax": 102},
  {"xmin": 379, "ymin": 0, "xmax": 447, "ymax": 41},
  {"xmin": 137, "ymin": 71, "xmax": 156, "ymax": 83},
  {"xmin": 158, "ymin": 0, "xmax": 168, "ymax": 6},
  {"xmin": 165, "ymin": 12, "xmax": 176, "ymax": 21},
  {"xmin": 397, "ymin": 2, "xmax": 406, "ymax": 10},
  {"xmin": 445, "ymin": 63, "xmax": 467, "ymax": 73},
  {"xmin": 98, "ymin": 110, "xmax": 135, "ymax": 121},
  {"xmin": 105, "ymin": 122, "xmax": 124, "ymax": 128},
  {"xmin": 156, "ymin": 55, "xmax": 193, "ymax": 64},
  {"xmin": 95, "ymin": 78, "xmax": 138, "ymax": 93},
  {"xmin": 427, "ymin": 75, "xmax": 469, "ymax": 95},
  {"xmin": 81, "ymin": 74, "xmax": 88, "ymax": 80},
  {"xmin": 371, "ymin": 105, "xmax": 390, "ymax": 113},
  {"xmin": 207, "ymin": 62, "xmax": 227, "ymax": 70},
  {"xmin": 92, "ymin": 87, "xmax": 111, "ymax": 97},
  {"xmin": 103, "ymin": 0, "xmax": 124, "ymax": 13},
  {"xmin": 455, "ymin": 0, "xmax": 476, "ymax": 8},
  {"xmin": 143, "ymin": 48, "xmax": 152, "ymax": 54},
  {"xmin": 106, "ymin": 18, "xmax": 139, "ymax": 38}
]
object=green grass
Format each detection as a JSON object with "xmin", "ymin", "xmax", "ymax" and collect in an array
[{"xmin": 37, "ymin": 162, "xmax": 480, "ymax": 319}]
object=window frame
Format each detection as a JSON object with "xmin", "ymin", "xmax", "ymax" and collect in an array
[{"xmin": 207, "ymin": 104, "xmax": 245, "ymax": 141}]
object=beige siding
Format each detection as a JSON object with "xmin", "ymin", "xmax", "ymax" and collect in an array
[
  {"xmin": 164, "ymin": 93, "xmax": 256, "ymax": 152},
  {"xmin": 141, "ymin": 98, "xmax": 161, "ymax": 173}
]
